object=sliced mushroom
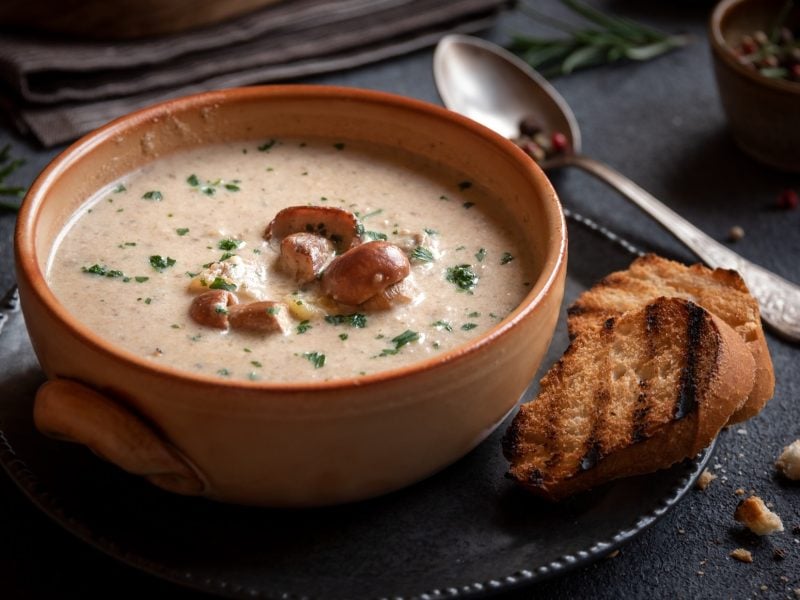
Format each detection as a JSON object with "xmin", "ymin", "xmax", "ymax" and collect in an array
[
  {"xmin": 228, "ymin": 301, "xmax": 291, "ymax": 334},
  {"xmin": 321, "ymin": 241, "xmax": 410, "ymax": 306},
  {"xmin": 189, "ymin": 290, "xmax": 239, "ymax": 329},
  {"xmin": 277, "ymin": 233, "xmax": 336, "ymax": 284},
  {"xmin": 265, "ymin": 206, "xmax": 360, "ymax": 252}
]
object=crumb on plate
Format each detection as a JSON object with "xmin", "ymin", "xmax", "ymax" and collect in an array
[{"xmin": 734, "ymin": 496, "xmax": 784, "ymax": 536}]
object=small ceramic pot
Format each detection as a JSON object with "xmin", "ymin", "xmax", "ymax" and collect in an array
[
  {"xmin": 15, "ymin": 86, "xmax": 567, "ymax": 507},
  {"xmin": 710, "ymin": 0, "xmax": 800, "ymax": 172}
]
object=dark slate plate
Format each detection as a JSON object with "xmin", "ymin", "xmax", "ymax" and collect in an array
[{"xmin": 0, "ymin": 216, "xmax": 715, "ymax": 600}]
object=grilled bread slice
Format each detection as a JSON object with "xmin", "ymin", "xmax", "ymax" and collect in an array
[
  {"xmin": 503, "ymin": 297, "xmax": 755, "ymax": 501},
  {"xmin": 567, "ymin": 254, "xmax": 773, "ymax": 423}
]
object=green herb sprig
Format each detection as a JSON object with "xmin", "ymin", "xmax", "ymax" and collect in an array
[
  {"xmin": 0, "ymin": 145, "xmax": 26, "ymax": 212},
  {"xmin": 510, "ymin": 0, "xmax": 689, "ymax": 78}
]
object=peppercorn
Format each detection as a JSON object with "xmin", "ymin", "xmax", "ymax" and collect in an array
[
  {"xmin": 777, "ymin": 188, "xmax": 799, "ymax": 210},
  {"xmin": 551, "ymin": 132, "xmax": 570, "ymax": 153},
  {"xmin": 728, "ymin": 225, "xmax": 745, "ymax": 242},
  {"xmin": 519, "ymin": 116, "xmax": 542, "ymax": 137}
]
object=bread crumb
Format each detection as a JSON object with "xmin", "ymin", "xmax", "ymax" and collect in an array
[
  {"xmin": 760, "ymin": 584, "xmax": 768, "ymax": 592},
  {"xmin": 734, "ymin": 496, "xmax": 784, "ymax": 535},
  {"xmin": 606, "ymin": 550, "xmax": 620, "ymax": 559},
  {"xmin": 775, "ymin": 440, "xmax": 800, "ymax": 480},
  {"xmin": 730, "ymin": 548, "xmax": 753, "ymax": 563},
  {"xmin": 734, "ymin": 488, "xmax": 746, "ymax": 496},
  {"xmin": 696, "ymin": 468, "xmax": 717, "ymax": 490},
  {"xmin": 773, "ymin": 548, "xmax": 786, "ymax": 560}
]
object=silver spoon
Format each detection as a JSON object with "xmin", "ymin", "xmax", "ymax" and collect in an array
[{"xmin": 434, "ymin": 33, "xmax": 800, "ymax": 343}]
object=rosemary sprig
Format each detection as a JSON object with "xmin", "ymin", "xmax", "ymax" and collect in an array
[
  {"xmin": 0, "ymin": 144, "xmax": 25, "ymax": 213},
  {"xmin": 510, "ymin": 0, "xmax": 690, "ymax": 78}
]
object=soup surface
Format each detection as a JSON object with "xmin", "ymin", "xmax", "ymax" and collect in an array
[{"xmin": 47, "ymin": 139, "xmax": 536, "ymax": 382}]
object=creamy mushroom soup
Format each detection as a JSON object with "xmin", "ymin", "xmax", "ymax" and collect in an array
[{"xmin": 47, "ymin": 139, "xmax": 536, "ymax": 382}]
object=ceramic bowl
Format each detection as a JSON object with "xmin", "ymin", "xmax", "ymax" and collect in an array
[
  {"xmin": 710, "ymin": 0, "xmax": 800, "ymax": 171},
  {"xmin": 15, "ymin": 86, "xmax": 567, "ymax": 507}
]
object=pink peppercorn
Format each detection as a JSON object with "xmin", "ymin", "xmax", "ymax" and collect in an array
[
  {"xmin": 777, "ymin": 188, "xmax": 799, "ymax": 210},
  {"xmin": 551, "ymin": 132, "xmax": 570, "ymax": 153}
]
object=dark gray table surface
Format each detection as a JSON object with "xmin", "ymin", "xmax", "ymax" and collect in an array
[{"xmin": 1, "ymin": 2, "xmax": 799, "ymax": 598}]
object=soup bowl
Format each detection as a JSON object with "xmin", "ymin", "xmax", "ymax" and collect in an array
[{"xmin": 15, "ymin": 85, "xmax": 567, "ymax": 506}]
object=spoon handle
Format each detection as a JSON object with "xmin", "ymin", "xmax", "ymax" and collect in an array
[{"xmin": 557, "ymin": 153, "xmax": 800, "ymax": 343}]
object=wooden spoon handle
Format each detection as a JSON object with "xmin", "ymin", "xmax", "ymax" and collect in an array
[{"xmin": 34, "ymin": 379, "xmax": 206, "ymax": 496}]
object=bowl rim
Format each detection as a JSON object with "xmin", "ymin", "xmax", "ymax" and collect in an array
[
  {"xmin": 15, "ymin": 84, "xmax": 567, "ymax": 392},
  {"xmin": 710, "ymin": 0, "xmax": 800, "ymax": 96}
]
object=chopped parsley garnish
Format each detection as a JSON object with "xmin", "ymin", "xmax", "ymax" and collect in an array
[
  {"xmin": 248, "ymin": 372, "xmax": 260, "ymax": 381},
  {"xmin": 410, "ymin": 246, "xmax": 434, "ymax": 263},
  {"xmin": 339, "ymin": 333, "xmax": 349, "ymax": 341},
  {"xmin": 214, "ymin": 305, "xmax": 229, "ymax": 315},
  {"xmin": 432, "ymin": 320, "xmax": 453, "ymax": 332},
  {"xmin": 463, "ymin": 201, "xmax": 475, "ymax": 209},
  {"xmin": 258, "ymin": 139, "xmax": 276, "ymax": 152},
  {"xmin": 251, "ymin": 360, "xmax": 263, "ymax": 368},
  {"xmin": 446, "ymin": 264, "xmax": 478, "ymax": 291},
  {"xmin": 302, "ymin": 352, "xmax": 326, "ymax": 369},
  {"xmin": 113, "ymin": 183, "xmax": 126, "ymax": 193},
  {"xmin": 135, "ymin": 276, "xmax": 149, "ymax": 283},
  {"xmin": 149, "ymin": 255, "xmax": 176, "ymax": 271},
  {"xmin": 378, "ymin": 330, "xmax": 420, "ymax": 357},
  {"xmin": 296, "ymin": 320, "xmax": 312, "ymax": 334},
  {"xmin": 142, "ymin": 190, "xmax": 162, "ymax": 201},
  {"xmin": 217, "ymin": 368, "xmax": 231, "ymax": 377},
  {"xmin": 458, "ymin": 181, "xmax": 472, "ymax": 190},
  {"xmin": 439, "ymin": 194, "xmax": 449, "ymax": 201},
  {"xmin": 171, "ymin": 324, "xmax": 181, "ymax": 329},
  {"xmin": 224, "ymin": 183, "xmax": 240, "ymax": 192},
  {"xmin": 81, "ymin": 264, "xmax": 125, "ymax": 278},
  {"xmin": 423, "ymin": 227, "xmax": 438, "ymax": 235},
  {"xmin": 218, "ymin": 238, "xmax": 242, "ymax": 251},
  {"xmin": 176, "ymin": 228, "xmax": 190, "ymax": 236},
  {"xmin": 201, "ymin": 186, "xmax": 216, "ymax": 196},
  {"xmin": 209, "ymin": 277, "xmax": 236, "ymax": 291},
  {"xmin": 266, "ymin": 306, "xmax": 281, "ymax": 315},
  {"xmin": 219, "ymin": 251, "xmax": 236, "ymax": 261},
  {"xmin": 186, "ymin": 174, "xmax": 200, "ymax": 187},
  {"xmin": 500, "ymin": 252, "xmax": 514, "ymax": 265},
  {"xmin": 469, "ymin": 311, "xmax": 481, "ymax": 318},
  {"xmin": 461, "ymin": 323, "xmax": 478, "ymax": 331},
  {"xmin": 475, "ymin": 248, "xmax": 487, "ymax": 262},
  {"xmin": 361, "ymin": 208, "xmax": 383, "ymax": 219},
  {"xmin": 333, "ymin": 142, "xmax": 345, "ymax": 150},
  {"xmin": 144, "ymin": 297, "xmax": 152, "ymax": 305},
  {"xmin": 324, "ymin": 313, "xmax": 367, "ymax": 328},
  {"xmin": 363, "ymin": 230, "xmax": 388, "ymax": 241}
]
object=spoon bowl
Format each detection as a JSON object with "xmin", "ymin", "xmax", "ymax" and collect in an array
[
  {"xmin": 434, "ymin": 34, "xmax": 581, "ymax": 154},
  {"xmin": 434, "ymin": 34, "xmax": 800, "ymax": 343}
]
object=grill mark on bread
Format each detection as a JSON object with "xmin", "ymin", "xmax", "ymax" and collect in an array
[
  {"xmin": 631, "ymin": 384, "xmax": 651, "ymax": 443},
  {"xmin": 632, "ymin": 302, "xmax": 659, "ymax": 443},
  {"xmin": 674, "ymin": 301, "xmax": 706, "ymax": 420},
  {"xmin": 578, "ymin": 385, "xmax": 611, "ymax": 472}
]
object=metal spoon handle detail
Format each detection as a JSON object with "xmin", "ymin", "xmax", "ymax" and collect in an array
[{"xmin": 552, "ymin": 153, "xmax": 800, "ymax": 342}]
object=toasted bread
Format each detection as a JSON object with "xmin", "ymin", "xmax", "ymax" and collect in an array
[
  {"xmin": 503, "ymin": 297, "xmax": 755, "ymax": 501},
  {"xmin": 567, "ymin": 254, "xmax": 773, "ymax": 423}
]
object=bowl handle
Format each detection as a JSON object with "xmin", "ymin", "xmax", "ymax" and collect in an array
[{"xmin": 33, "ymin": 379, "xmax": 206, "ymax": 496}]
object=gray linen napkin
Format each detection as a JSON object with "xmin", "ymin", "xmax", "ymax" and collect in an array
[{"xmin": 0, "ymin": 0, "xmax": 508, "ymax": 147}]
